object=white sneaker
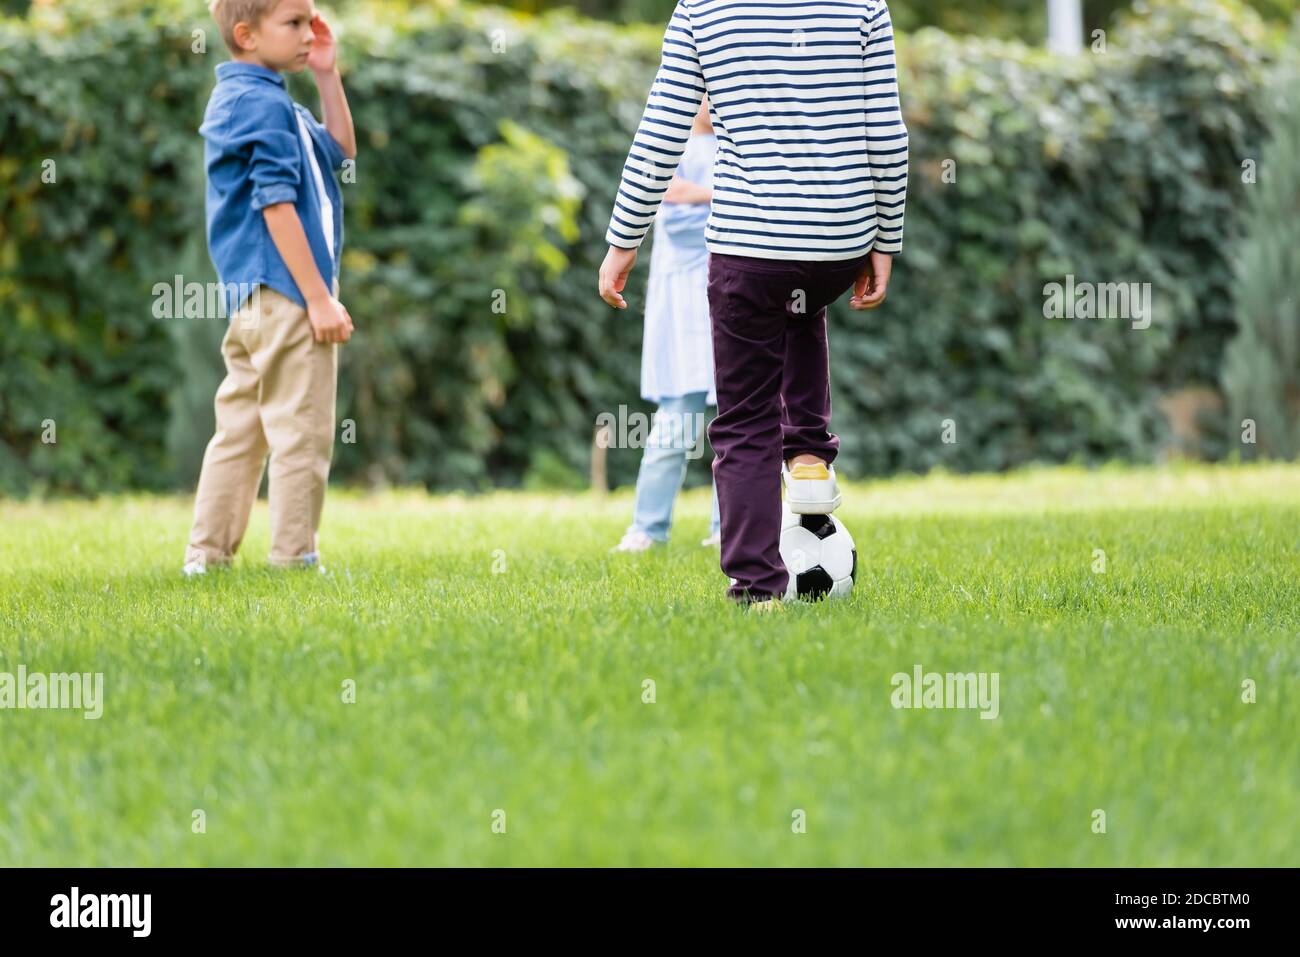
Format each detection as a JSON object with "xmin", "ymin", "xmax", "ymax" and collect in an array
[
  {"xmin": 610, "ymin": 530, "xmax": 659, "ymax": 553},
  {"xmin": 782, "ymin": 460, "xmax": 842, "ymax": 514},
  {"xmin": 700, "ymin": 532, "xmax": 721, "ymax": 548},
  {"xmin": 181, "ymin": 558, "xmax": 207, "ymax": 577}
]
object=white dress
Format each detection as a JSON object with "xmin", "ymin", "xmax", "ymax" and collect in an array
[{"xmin": 640, "ymin": 133, "xmax": 717, "ymax": 405}]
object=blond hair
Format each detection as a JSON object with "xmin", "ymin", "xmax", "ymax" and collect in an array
[{"xmin": 208, "ymin": 0, "xmax": 283, "ymax": 53}]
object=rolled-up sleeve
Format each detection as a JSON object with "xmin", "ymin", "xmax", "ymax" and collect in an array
[
  {"xmin": 225, "ymin": 93, "xmax": 302, "ymax": 210},
  {"xmin": 322, "ymin": 132, "xmax": 347, "ymax": 172}
]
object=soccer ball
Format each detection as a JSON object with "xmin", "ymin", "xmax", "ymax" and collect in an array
[{"xmin": 780, "ymin": 506, "xmax": 857, "ymax": 601}]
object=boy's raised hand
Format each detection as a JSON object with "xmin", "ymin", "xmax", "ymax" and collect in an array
[
  {"xmin": 598, "ymin": 246, "xmax": 638, "ymax": 309},
  {"xmin": 308, "ymin": 296, "xmax": 354, "ymax": 344},
  {"xmin": 306, "ymin": 12, "xmax": 338, "ymax": 74},
  {"xmin": 849, "ymin": 249, "xmax": 893, "ymax": 310}
]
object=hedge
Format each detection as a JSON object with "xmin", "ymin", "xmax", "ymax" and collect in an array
[
  {"xmin": 0, "ymin": 0, "xmax": 1281, "ymax": 495},
  {"xmin": 1222, "ymin": 33, "xmax": 1300, "ymax": 460}
]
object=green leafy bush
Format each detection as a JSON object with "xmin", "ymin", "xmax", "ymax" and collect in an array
[
  {"xmin": 833, "ymin": 0, "xmax": 1277, "ymax": 476},
  {"xmin": 0, "ymin": 9, "xmax": 214, "ymax": 494},
  {"xmin": 1222, "ymin": 35, "xmax": 1300, "ymax": 459},
  {"xmin": 0, "ymin": 0, "xmax": 1282, "ymax": 495}
]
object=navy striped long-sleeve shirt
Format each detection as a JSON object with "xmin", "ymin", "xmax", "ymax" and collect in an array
[{"xmin": 605, "ymin": 0, "xmax": 909, "ymax": 260}]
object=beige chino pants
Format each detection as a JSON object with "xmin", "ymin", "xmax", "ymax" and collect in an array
[{"xmin": 185, "ymin": 286, "xmax": 337, "ymax": 568}]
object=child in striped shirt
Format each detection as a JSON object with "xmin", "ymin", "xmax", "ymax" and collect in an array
[{"xmin": 598, "ymin": 0, "xmax": 908, "ymax": 607}]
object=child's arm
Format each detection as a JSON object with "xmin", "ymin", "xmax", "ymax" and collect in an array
[
  {"xmin": 604, "ymin": 1, "xmax": 704, "ymax": 250},
  {"xmin": 263, "ymin": 203, "xmax": 353, "ymax": 343},
  {"xmin": 599, "ymin": 1, "xmax": 704, "ymax": 307},
  {"xmin": 862, "ymin": 0, "xmax": 908, "ymax": 255},
  {"xmin": 848, "ymin": 0, "xmax": 908, "ymax": 311},
  {"xmin": 308, "ymin": 13, "xmax": 357, "ymax": 159},
  {"xmin": 663, "ymin": 176, "xmax": 711, "ymax": 205}
]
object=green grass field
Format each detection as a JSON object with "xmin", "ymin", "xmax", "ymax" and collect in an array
[{"xmin": 1, "ymin": 462, "xmax": 1297, "ymax": 866}]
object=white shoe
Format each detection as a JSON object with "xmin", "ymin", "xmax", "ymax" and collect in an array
[
  {"xmin": 610, "ymin": 530, "xmax": 659, "ymax": 553},
  {"xmin": 700, "ymin": 532, "xmax": 721, "ymax": 548},
  {"xmin": 782, "ymin": 460, "xmax": 841, "ymax": 514},
  {"xmin": 181, "ymin": 559, "xmax": 207, "ymax": 577}
]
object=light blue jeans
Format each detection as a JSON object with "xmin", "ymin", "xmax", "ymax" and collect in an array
[{"xmin": 630, "ymin": 392, "xmax": 721, "ymax": 542}]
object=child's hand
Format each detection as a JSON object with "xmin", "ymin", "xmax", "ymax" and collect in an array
[
  {"xmin": 849, "ymin": 250, "xmax": 893, "ymax": 310},
  {"xmin": 306, "ymin": 12, "xmax": 338, "ymax": 74},
  {"xmin": 308, "ymin": 296, "xmax": 354, "ymax": 344},
  {"xmin": 599, "ymin": 246, "xmax": 638, "ymax": 309}
]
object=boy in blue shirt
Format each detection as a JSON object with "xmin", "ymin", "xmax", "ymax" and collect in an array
[{"xmin": 184, "ymin": 0, "xmax": 357, "ymax": 574}]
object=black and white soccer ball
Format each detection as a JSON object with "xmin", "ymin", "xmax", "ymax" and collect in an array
[{"xmin": 780, "ymin": 506, "xmax": 857, "ymax": 601}]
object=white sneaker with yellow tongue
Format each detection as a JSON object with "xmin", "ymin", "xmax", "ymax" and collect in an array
[{"xmin": 782, "ymin": 460, "xmax": 842, "ymax": 514}]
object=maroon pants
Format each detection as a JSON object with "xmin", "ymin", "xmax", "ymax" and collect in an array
[{"xmin": 706, "ymin": 251, "xmax": 870, "ymax": 602}]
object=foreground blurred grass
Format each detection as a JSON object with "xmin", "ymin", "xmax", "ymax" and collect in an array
[{"xmin": 0, "ymin": 462, "xmax": 1296, "ymax": 865}]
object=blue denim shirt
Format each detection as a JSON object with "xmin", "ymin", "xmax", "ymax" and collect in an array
[{"xmin": 201, "ymin": 62, "xmax": 346, "ymax": 316}]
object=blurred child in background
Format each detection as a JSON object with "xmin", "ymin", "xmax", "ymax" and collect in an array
[{"xmin": 612, "ymin": 97, "xmax": 721, "ymax": 553}]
